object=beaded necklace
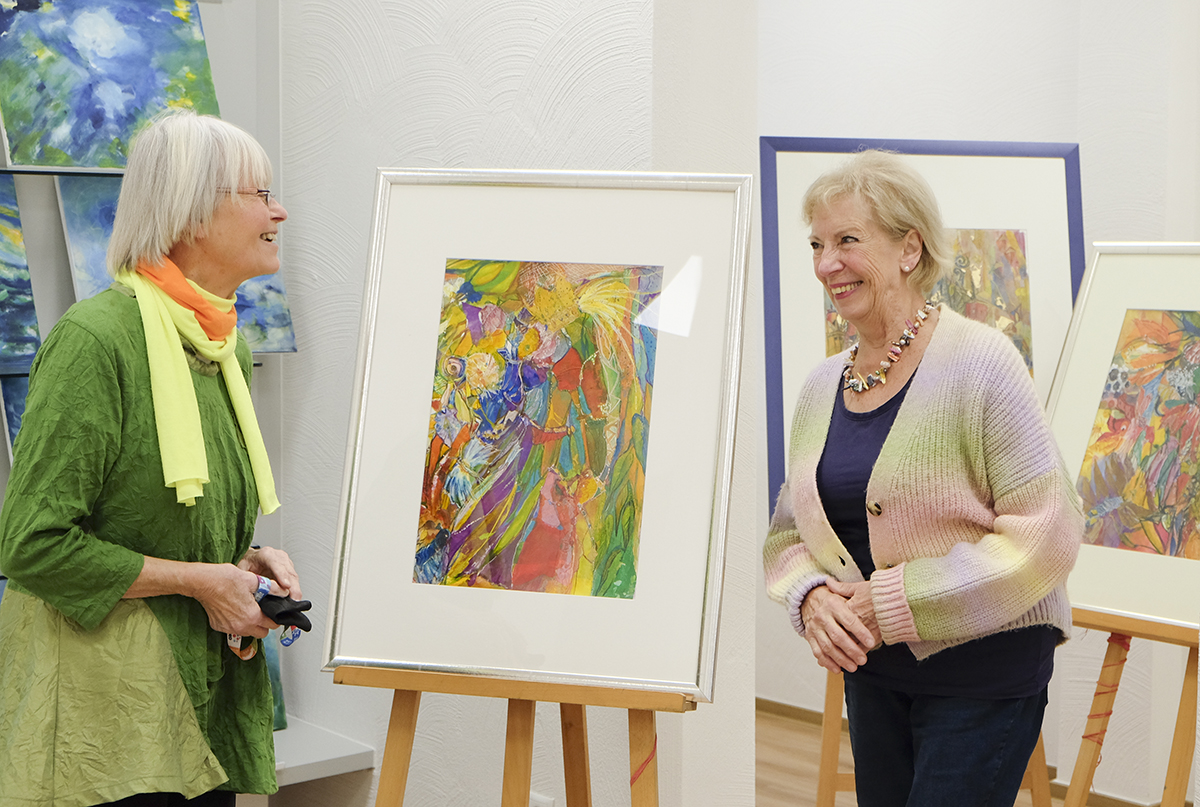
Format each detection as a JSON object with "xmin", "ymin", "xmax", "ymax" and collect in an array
[{"xmin": 842, "ymin": 301, "xmax": 935, "ymax": 393}]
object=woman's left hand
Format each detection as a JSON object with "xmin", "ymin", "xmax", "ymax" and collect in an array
[
  {"xmin": 825, "ymin": 579, "xmax": 882, "ymax": 651},
  {"xmin": 239, "ymin": 546, "xmax": 303, "ymax": 600}
]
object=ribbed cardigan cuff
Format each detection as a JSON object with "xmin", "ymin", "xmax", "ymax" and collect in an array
[
  {"xmin": 871, "ymin": 564, "xmax": 919, "ymax": 644},
  {"xmin": 785, "ymin": 575, "xmax": 830, "ymax": 637}
]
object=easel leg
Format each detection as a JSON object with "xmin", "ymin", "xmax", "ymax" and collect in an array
[
  {"xmin": 628, "ymin": 709, "xmax": 659, "ymax": 807},
  {"xmin": 1161, "ymin": 645, "xmax": 1199, "ymax": 807},
  {"xmin": 560, "ymin": 703, "xmax": 593, "ymax": 807},
  {"xmin": 375, "ymin": 689, "xmax": 421, "ymax": 807},
  {"xmin": 501, "ymin": 699, "xmax": 536, "ymax": 807},
  {"xmin": 1064, "ymin": 633, "xmax": 1132, "ymax": 807},
  {"xmin": 1020, "ymin": 733, "xmax": 1052, "ymax": 807},
  {"xmin": 816, "ymin": 669, "xmax": 845, "ymax": 807}
]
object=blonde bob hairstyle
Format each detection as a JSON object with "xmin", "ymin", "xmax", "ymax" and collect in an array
[
  {"xmin": 107, "ymin": 109, "xmax": 273, "ymax": 275},
  {"xmin": 801, "ymin": 150, "xmax": 949, "ymax": 296}
]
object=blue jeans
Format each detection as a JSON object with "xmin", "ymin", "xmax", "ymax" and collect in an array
[{"xmin": 844, "ymin": 676, "xmax": 1048, "ymax": 807}]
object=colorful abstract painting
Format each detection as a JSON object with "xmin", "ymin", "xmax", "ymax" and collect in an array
[
  {"xmin": 1077, "ymin": 309, "xmax": 1200, "ymax": 559},
  {"xmin": 56, "ymin": 175, "xmax": 298, "ymax": 353},
  {"xmin": 0, "ymin": 0, "xmax": 220, "ymax": 168},
  {"xmin": 415, "ymin": 259, "xmax": 663, "ymax": 599},
  {"xmin": 824, "ymin": 228, "xmax": 1034, "ymax": 372},
  {"xmin": 1, "ymin": 374, "xmax": 29, "ymax": 455},
  {"xmin": 235, "ymin": 275, "xmax": 297, "ymax": 353},
  {"xmin": 0, "ymin": 175, "xmax": 40, "ymax": 374},
  {"xmin": 57, "ymin": 175, "xmax": 122, "ymax": 301}
]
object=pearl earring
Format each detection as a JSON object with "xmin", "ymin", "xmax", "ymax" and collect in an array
[{"xmin": 902, "ymin": 265, "xmax": 911, "ymax": 273}]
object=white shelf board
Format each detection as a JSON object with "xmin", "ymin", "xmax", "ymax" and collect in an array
[{"xmin": 274, "ymin": 716, "xmax": 375, "ymax": 787}]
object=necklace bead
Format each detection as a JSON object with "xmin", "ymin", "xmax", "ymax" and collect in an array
[{"xmin": 842, "ymin": 301, "xmax": 935, "ymax": 393}]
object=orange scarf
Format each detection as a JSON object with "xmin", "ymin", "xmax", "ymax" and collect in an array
[{"xmin": 137, "ymin": 259, "xmax": 238, "ymax": 340}]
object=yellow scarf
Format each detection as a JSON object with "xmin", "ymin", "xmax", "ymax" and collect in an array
[{"xmin": 119, "ymin": 261, "xmax": 280, "ymax": 514}]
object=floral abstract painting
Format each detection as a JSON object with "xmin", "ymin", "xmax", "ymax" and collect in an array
[
  {"xmin": 0, "ymin": 0, "xmax": 220, "ymax": 168},
  {"xmin": 415, "ymin": 259, "xmax": 663, "ymax": 599},
  {"xmin": 57, "ymin": 176, "xmax": 297, "ymax": 353},
  {"xmin": 1077, "ymin": 309, "xmax": 1200, "ymax": 559},
  {"xmin": 824, "ymin": 228, "xmax": 1033, "ymax": 372},
  {"xmin": 0, "ymin": 174, "xmax": 40, "ymax": 374}
]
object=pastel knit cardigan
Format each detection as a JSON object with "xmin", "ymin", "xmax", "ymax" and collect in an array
[{"xmin": 763, "ymin": 308, "xmax": 1082, "ymax": 660}]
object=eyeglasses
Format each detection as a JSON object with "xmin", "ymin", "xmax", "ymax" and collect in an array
[{"xmin": 220, "ymin": 188, "xmax": 278, "ymax": 207}]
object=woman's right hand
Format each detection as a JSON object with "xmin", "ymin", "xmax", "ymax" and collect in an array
[
  {"xmin": 191, "ymin": 563, "xmax": 282, "ymax": 638},
  {"xmin": 800, "ymin": 584, "xmax": 877, "ymax": 673}
]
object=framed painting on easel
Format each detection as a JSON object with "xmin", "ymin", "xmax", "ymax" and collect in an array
[
  {"xmin": 324, "ymin": 168, "xmax": 753, "ymax": 702},
  {"xmin": 1046, "ymin": 243, "xmax": 1200, "ymax": 628},
  {"xmin": 760, "ymin": 137, "xmax": 1085, "ymax": 512}
]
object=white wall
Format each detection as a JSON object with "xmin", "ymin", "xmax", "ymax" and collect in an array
[
  {"xmin": 253, "ymin": 0, "xmax": 758, "ymax": 805},
  {"xmin": 756, "ymin": 1, "xmax": 1200, "ymax": 804}
]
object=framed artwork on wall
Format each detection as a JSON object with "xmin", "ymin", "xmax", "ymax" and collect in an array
[
  {"xmin": 1046, "ymin": 243, "xmax": 1200, "ymax": 628},
  {"xmin": 760, "ymin": 137, "xmax": 1085, "ymax": 511},
  {"xmin": 0, "ymin": 174, "xmax": 41, "ymax": 375},
  {"xmin": 0, "ymin": 0, "xmax": 220, "ymax": 169},
  {"xmin": 324, "ymin": 168, "xmax": 753, "ymax": 701}
]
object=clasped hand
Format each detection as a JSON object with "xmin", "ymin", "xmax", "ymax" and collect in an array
[
  {"xmin": 799, "ymin": 579, "xmax": 883, "ymax": 673},
  {"xmin": 194, "ymin": 547, "xmax": 303, "ymax": 639}
]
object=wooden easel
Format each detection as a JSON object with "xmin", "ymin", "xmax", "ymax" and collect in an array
[
  {"xmin": 334, "ymin": 665, "xmax": 697, "ymax": 807},
  {"xmin": 1064, "ymin": 607, "xmax": 1199, "ymax": 807},
  {"xmin": 815, "ymin": 669, "xmax": 1053, "ymax": 806}
]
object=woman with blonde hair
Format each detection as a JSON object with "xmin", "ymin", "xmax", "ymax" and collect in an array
[
  {"xmin": 764, "ymin": 150, "xmax": 1080, "ymax": 806},
  {"xmin": 0, "ymin": 110, "xmax": 300, "ymax": 806}
]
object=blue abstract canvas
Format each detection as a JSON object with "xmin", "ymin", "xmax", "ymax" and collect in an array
[
  {"xmin": 1, "ymin": 374, "xmax": 29, "ymax": 452},
  {"xmin": 57, "ymin": 175, "xmax": 121, "ymax": 301},
  {"xmin": 236, "ymin": 276, "xmax": 297, "ymax": 353},
  {"xmin": 57, "ymin": 176, "xmax": 297, "ymax": 353},
  {"xmin": 0, "ymin": 0, "xmax": 220, "ymax": 168},
  {"xmin": 0, "ymin": 175, "xmax": 41, "ymax": 374}
]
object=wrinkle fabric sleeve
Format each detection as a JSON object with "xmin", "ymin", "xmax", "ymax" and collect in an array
[{"xmin": 0, "ymin": 317, "xmax": 145, "ymax": 630}]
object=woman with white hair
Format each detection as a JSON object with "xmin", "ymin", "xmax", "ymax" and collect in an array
[{"xmin": 0, "ymin": 110, "xmax": 300, "ymax": 806}]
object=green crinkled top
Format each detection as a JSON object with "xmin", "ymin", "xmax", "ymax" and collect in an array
[{"xmin": 0, "ymin": 289, "xmax": 276, "ymax": 801}]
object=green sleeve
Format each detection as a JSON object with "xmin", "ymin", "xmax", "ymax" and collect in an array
[{"xmin": 0, "ymin": 317, "xmax": 145, "ymax": 630}]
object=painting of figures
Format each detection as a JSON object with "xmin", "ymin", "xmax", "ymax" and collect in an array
[
  {"xmin": 0, "ymin": 0, "xmax": 220, "ymax": 168},
  {"xmin": 1077, "ymin": 309, "xmax": 1200, "ymax": 559},
  {"xmin": 415, "ymin": 258, "xmax": 663, "ymax": 599},
  {"xmin": 0, "ymin": 175, "xmax": 40, "ymax": 374},
  {"xmin": 825, "ymin": 228, "xmax": 1033, "ymax": 371}
]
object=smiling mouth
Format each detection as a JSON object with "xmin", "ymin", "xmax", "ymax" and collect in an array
[
  {"xmin": 260, "ymin": 233, "xmax": 276, "ymax": 243},
  {"xmin": 829, "ymin": 281, "xmax": 861, "ymax": 295}
]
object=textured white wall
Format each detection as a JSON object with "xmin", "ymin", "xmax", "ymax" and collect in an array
[
  {"xmin": 272, "ymin": 1, "xmax": 755, "ymax": 805},
  {"xmin": 756, "ymin": 1, "xmax": 1200, "ymax": 804},
  {"xmin": 652, "ymin": 2, "xmax": 758, "ymax": 804}
]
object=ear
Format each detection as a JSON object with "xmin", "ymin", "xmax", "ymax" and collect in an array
[{"xmin": 900, "ymin": 229, "xmax": 924, "ymax": 270}]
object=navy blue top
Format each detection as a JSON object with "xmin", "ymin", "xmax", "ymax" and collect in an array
[{"xmin": 816, "ymin": 374, "xmax": 1056, "ymax": 698}]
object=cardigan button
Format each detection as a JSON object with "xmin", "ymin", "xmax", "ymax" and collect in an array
[{"xmin": 866, "ymin": 501, "xmax": 883, "ymax": 516}]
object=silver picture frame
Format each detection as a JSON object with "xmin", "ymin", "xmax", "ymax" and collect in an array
[{"xmin": 324, "ymin": 168, "xmax": 753, "ymax": 701}]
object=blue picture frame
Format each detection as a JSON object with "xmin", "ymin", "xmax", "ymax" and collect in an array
[{"xmin": 761, "ymin": 137, "xmax": 1086, "ymax": 513}]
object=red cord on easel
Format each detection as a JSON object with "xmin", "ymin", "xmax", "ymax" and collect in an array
[
  {"xmin": 630, "ymin": 734, "xmax": 658, "ymax": 786},
  {"xmin": 1079, "ymin": 634, "xmax": 1134, "ymax": 756},
  {"xmin": 1107, "ymin": 634, "xmax": 1131, "ymax": 652}
]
